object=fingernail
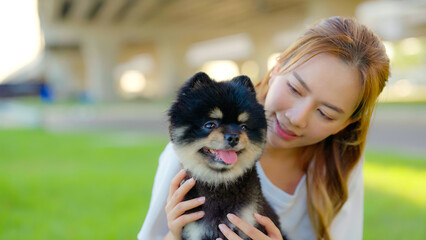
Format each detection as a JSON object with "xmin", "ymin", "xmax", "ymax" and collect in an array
[
  {"xmin": 218, "ymin": 224, "xmax": 225, "ymax": 230},
  {"xmin": 254, "ymin": 213, "xmax": 261, "ymax": 218},
  {"xmin": 227, "ymin": 213, "xmax": 234, "ymax": 220},
  {"xmin": 188, "ymin": 178, "xmax": 195, "ymax": 184},
  {"xmin": 198, "ymin": 196, "xmax": 205, "ymax": 203},
  {"xmin": 198, "ymin": 211, "xmax": 205, "ymax": 217}
]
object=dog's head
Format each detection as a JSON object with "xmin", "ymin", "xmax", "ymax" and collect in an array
[{"xmin": 168, "ymin": 72, "xmax": 267, "ymax": 185}]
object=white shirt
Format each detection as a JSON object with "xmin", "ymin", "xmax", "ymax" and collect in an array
[{"xmin": 137, "ymin": 142, "xmax": 364, "ymax": 240}]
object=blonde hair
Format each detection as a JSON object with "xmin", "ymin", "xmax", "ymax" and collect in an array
[{"xmin": 256, "ymin": 16, "xmax": 389, "ymax": 239}]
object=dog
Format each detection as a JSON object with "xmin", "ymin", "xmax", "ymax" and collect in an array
[{"xmin": 168, "ymin": 72, "xmax": 287, "ymax": 240}]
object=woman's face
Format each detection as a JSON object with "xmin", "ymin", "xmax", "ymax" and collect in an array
[{"xmin": 264, "ymin": 53, "xmax": 362, "ymax": 149}]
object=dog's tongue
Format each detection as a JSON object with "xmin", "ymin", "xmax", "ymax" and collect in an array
[{"xmin": 216, "ymin": 150, "xmax": 237, "ymax": 164}]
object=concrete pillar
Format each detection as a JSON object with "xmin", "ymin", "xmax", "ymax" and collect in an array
[
  {"xmin": 81, "ymin": 32, "xmax": 120, "ymax": 102},
  {"xmin": 156, "ymin": 37, "xmax": 182, "ymax": 99},
  {"xmin": 44, "ymin": 47, "xmax": 85, "ymax": 101}
]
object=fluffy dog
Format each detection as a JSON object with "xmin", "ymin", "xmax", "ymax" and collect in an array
[{"xmin": 168, "ymin": 72, "xmax": 287, "ymax": 240}]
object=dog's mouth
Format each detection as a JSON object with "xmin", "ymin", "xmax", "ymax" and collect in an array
[{"xmin": 200, "ymin": 147, "xmax": 243, "ymax": 165}]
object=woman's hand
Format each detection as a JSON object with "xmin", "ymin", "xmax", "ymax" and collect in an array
[
  {"xmin": 217, "ymin": 213, "xmax": 283, "ymax": 240},
  {"xmin": 165, "ymin": 169, "xmax": 205, "ymax": 240}
]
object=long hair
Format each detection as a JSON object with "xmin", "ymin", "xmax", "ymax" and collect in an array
[{"xmin": 255, "ymin": 16, "xmax": 389, "ymax": 239}]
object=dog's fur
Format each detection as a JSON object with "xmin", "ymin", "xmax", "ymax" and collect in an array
[{"xmin": 168, "ymin": 72, "xmax": 287, "ymax": 240}]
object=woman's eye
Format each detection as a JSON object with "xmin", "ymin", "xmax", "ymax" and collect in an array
[
  {"xmin": 204, "ymin": 121, "xmax": 217, "ymax": 130},
  {"xmin": 287, "ymin": 82, "xmax": 301, "ymax": 96},
  {"xmin": 318, "ymin": 110, "xmax": 334, "ymax": 121}
]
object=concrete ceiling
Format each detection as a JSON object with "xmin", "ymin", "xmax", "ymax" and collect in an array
[{"xmin": 38, "ymin": 0, "xmax": 310, "ymax": 46}]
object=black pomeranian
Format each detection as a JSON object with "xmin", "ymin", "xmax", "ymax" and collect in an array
[{"xmin": 168, "ymin": 72, "xmax": 287, "ymax": 240}]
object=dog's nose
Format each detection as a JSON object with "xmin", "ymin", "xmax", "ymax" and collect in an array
[{"xmin": 225, "ymin": 134, "xmax": 239, "ymax": 147}]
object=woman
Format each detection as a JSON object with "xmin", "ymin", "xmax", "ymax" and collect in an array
[{"xmin": 138, "ymin": 16, "xmax": 390, "ymax": 240}]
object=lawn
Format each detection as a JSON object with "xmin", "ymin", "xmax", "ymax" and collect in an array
[{"xmin": 0, "ymin": 129, "xmax": 425, "ymax": 239}]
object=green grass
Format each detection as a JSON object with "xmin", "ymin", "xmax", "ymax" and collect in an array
[
  {"xmin": 364, "ymin": 151, "xmax": 426, "ymax": 239},
  {"xmin": 0, "ymin": 129, "xmax": 425, "ymax": 239},
  {"xmin": 0, "ymin": 129, "xmax": 168, "ymax": 239}
]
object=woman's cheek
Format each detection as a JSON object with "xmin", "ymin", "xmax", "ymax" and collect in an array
[
  {"xmin": 306, "ymin": 126, "xmax": 330, "ymax": 143},
  {"xmin": 309, "ymin": 124, "xmax": 339, "ymax": 143}
]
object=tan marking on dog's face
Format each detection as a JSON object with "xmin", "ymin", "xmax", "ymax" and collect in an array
[
  {"xmin": 238, "ymin": 112, "xmax": 250, "ymax": 122},
  {"xmin": 238, "ymin": 132, "xmax": 249, "ymax": 146},
  {"xmin": 206, "ymin": 129, "xmax": 224, "ymax": 147},
  {"xmin": 209, "ymin": 108, "xmax": 223, "ymax": 119}
]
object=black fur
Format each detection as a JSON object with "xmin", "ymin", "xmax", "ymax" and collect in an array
[
  {"xmin": 168, "ymin": 72, "xmax": 288, "ymax": 240},
  {"xmin": 182, "ymin": 168, "xmax": 284, "ymax": 240}
]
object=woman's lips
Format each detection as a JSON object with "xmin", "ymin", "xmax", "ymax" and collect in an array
[{"xmin": 275, "ymin": 118, "xmax": 300, "ymax": 140}]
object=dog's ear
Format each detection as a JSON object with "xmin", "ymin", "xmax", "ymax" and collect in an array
[
  {"xmin": 231, "ymin": 75, "xmax": 255, "ymax": 93},
  {"xmin": 185, "ymin": 72, "xmax": 213, "ymax": 90}
]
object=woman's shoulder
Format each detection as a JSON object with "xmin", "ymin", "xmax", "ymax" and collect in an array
[
  {"xmin": 147, "ymin": 141, "xmax": 181, "ymax": 184},
  {"xmin": 158, "ymin": 142, "xmax": 179, "ymax": 164},
  {"xmin": 156, "ymin": 141, "xmax": 182, "ymax": 177},
  {"xmin": 149, "ymin": 141, "xmax": 181, "ymax": 198}
]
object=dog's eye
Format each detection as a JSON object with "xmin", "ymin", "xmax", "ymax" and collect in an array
[
  {"xmin": 240, "ymin": 124, "xmax": 247, "ymax": 131},
  {"xmin": 204, "ymin": 121, "xmax": 217, "ymax": 130}
]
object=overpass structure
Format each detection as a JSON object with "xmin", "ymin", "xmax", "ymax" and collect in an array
[{"xmin": 35, "ymin": 0, "xmax": 425, "ymax": 102}]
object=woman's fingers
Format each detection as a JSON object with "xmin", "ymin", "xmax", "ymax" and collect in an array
[
  {"xmin": 218, "ymin": 223, "xmax": 244, "ymax": 240},
  {"xmin": 254, "ymin": 213, "xmax": 283, "ymax": 239},
  {"xmin": 168, "ymin": 196, "xmax": 206, "ymax": 221},
  {"xmin": 167, "ymin": 169, "xmax": 187, "ymax": 202},
  {"xmin": 172, "ymin": 210, "xmax": 205, "ymax": 230},
  {"xmin": 165, "ymin": 170, "xmax": 206, "ymax": 239},
  {"xmin": 166, "ymin": 177, "xmax": 196, "ymax": 212},
  {"xmin": 226, "ymin": 213, "xmax": 266, "ymax": 239}
]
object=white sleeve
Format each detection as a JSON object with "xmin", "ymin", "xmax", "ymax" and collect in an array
[
  {"xmin": 137, "ymin": 142, "xmax": 182, "ymax": 240},
  {"xmin": 329, "ymin": 156, "xmax": 364, "ymax": 240}
]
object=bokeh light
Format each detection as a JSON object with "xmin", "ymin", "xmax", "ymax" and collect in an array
[
  {"xmin": 267, "ymin": 53, "xmax": 281, "ymax": 71},
  {"xmin": 201, "ymin": 60, "xmax": 240, "ymax": 81},
  {"xmin": 400, "ymin": 37, "xmax": 422, "ymax": 55},
  {"xmin": 119, "ymin": 70, "xmax": 146, "ymax": 93},
  {"xmin": 393, "ymin": 79, "xmax": 413, "ymax": 97}
]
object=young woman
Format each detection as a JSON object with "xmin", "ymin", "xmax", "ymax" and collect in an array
[{"xmin": 138, "ymin": 16, "xmax": 390, "ymax": 240}]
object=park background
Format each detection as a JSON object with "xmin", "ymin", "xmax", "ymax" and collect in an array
[{"xmin": 0, "ymin": 0, "xmax": 425, "ymax": 239}]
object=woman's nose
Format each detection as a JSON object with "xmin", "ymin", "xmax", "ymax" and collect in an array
[{"xmin": 286, "ymin": 101, "xmax": 311, "ymax": 129}]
